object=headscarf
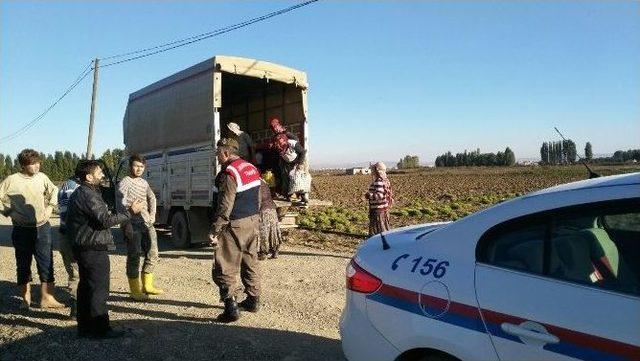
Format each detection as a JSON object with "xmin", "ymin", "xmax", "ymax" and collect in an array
[
  {"xmin": 371, "ymin": 162, "xmax": 388, "ymax": 181},
  {"xmin": 269, "ymin": 118, "xmax": 286, "ymax": 134},
  {"xmin": 273, "ymin": 133, "xmax": 289, "ymax": 153}
]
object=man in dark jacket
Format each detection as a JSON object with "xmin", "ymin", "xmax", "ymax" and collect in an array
[{"xmin": 66, "ymin": 160, "xmax": 143, "ymax": 339}]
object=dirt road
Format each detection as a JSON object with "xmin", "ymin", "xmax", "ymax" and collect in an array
[{"xmin": 0, "ymin": 215, "xmax": 350, "ymax": 361}]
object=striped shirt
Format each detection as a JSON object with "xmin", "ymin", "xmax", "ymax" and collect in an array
[
  {"xmin": 117, "ymin": 176, "xmax": 156, "ymax": 224},
  {"xmin": 366, "ymin": 177, "xmax": 393, "ymax": 210}
]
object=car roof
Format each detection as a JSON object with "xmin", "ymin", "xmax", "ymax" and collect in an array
[{"xmin": 524, "ymin": 171, "xmax": 640, "ymax": 198}]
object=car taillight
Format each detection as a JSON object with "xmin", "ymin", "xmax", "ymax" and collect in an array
[{"xmin": 346, "ymin": 259, "xmax": 382, "ymax": 294}]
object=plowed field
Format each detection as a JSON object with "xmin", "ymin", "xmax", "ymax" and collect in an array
[{"xmin": 291, "ymin": 165, "xmax": 639, "ymax": 245}]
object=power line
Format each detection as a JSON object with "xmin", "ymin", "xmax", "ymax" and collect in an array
[
  {"xmin": 0, "ymin": 61, "xmax": 93, "ymax": 143},
  {"xmin": 100, "ymin": 0, "xmax": 318, "ymax": 68},
  {"xmin": 1, "ymin": 0, "xmax": 319, "ymax": 144}
]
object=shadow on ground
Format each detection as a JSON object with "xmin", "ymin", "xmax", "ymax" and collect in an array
[{"xmin": 0, "ymin": 316, "xmax": 344, "ymax": 361}]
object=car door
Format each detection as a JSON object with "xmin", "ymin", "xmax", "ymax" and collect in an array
[{"xmin": 474, "ymin": 199, "xmax": 640, "ymax": 361}]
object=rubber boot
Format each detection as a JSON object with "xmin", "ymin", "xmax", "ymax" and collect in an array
[
  {"xmin": 142, "ymin": 273, "xmax": 164, "ymax": 295},
  {"xmin": 217, "ymin": 297, "xmax": 240, "ymax": 323},
  {"xmin": 238, "ymin": 295, "xmax": 260, "ymax": 313},
  {"xmin": 40, "ymin": 283, "xmax": 65, "ymax": 309},
  {"xmin": 19, "ymin": 283, "xmax": 31, "ymax": 310},
  {"xmin": 128, "ymin": 278, "xmax": 149, "ymax": 301}
]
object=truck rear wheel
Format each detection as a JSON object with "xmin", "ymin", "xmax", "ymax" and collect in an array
[{"xmin": 171, "ymin": 211, "xmax": 191, "ymax": 249}]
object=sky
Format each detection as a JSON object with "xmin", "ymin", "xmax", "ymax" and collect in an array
[{"xmin": 1, "ymin": 1, "xmax": 639, "ymax": 167}]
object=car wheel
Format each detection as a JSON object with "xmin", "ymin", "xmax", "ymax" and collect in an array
[{"xmin": 170, "ymin": 211, "xmax": 190, "ymax": 249}]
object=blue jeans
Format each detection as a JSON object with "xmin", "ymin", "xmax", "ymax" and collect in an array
[{"xmin": 12, "ymin": 222, "xmax": 54, "ymax": 285}]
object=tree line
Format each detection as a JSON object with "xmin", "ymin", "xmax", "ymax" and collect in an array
[
  {"xmin": 591, "ymin": 149, "xmax": 640, "ymax": 164},
  {"xmin": 540, "ymin": 140, "xmax": 639, "ymax": 165},
  {"xmin": 539, "ymin": 140, "xmax": 578, "ymax": 165},
  {"xmin": 397, "ymin": 155, "xmax": 420, "ymax": 169},
  {"xmin": 0, "ymin": 149, "xmax": 125, "ymax": 182},
  {"xmin": 435, "ymin": 147, "xmax": 516, "ymax": 167}
]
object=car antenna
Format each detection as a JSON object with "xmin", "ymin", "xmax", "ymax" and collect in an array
[
  {"xmin": 554, "ymin": 127, "xmax": 600, "ymax": 179},
  {"xmin": 380, "ymin": 232, "xmax": 390, "ymax": 250}
]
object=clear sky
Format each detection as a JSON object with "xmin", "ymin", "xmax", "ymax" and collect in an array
[{"xmin": 1, "ymin": 1, "xmax": 639, "ymax": 167}]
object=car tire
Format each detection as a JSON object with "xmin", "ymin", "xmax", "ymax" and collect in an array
[{"xmin": 170, "ymin": 211, "xmax": 191, "ymax": 249}]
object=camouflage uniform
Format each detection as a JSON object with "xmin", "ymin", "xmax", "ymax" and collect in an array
[{"xmin": 210, "ymin": 158, "xmax": 261, "ymax": 301}]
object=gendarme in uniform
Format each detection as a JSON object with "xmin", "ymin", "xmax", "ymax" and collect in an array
[{"xmin": 210, "ymin": 138, "xmax": 261, "ymax": 322}]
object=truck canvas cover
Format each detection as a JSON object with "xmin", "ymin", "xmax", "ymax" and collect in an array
[{"xmin": 123, "ymin": 55, "xmax": 308, "ymax": 154}]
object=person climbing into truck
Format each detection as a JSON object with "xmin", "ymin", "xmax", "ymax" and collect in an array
[{"xmin": 117, "ymin": 154, "xmax": 164, "ymax": 301}]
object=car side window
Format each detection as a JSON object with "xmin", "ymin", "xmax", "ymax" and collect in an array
[
  {"xmin": 478, "ymin": 199, "xmax": 640, "ymax": 296},
  {"xmin": 480, "ymin": 222, "xmax": 547, "ymax": 275}
]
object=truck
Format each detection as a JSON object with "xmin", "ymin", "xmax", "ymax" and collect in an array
[{"xmin": 112, "ymin": 55, "xmax": 309, "ymax": 248}]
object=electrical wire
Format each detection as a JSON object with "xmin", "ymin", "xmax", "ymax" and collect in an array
[
  {"xmin": 1, "ymin": 0, "xmax": 319, "ymax": 143},
  {"xmin": 0, "ymin": 61, "xmax": 93, "ymax": 143},
  {"xmin": 100, "ymin": 0, "xmax": 318, "ymax": 68}
]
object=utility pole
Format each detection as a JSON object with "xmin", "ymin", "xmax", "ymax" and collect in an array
[{"xmin": 86, "ymin": 58, "xmax": 100, "ymax": 159}]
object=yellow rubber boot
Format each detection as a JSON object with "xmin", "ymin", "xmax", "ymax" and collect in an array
[
  {"xmin": 128, "ymin": 278, "xmax": 149, "ymax": 301},
  {"xmin": 142, "ymin": 273, "xmax": 164, "ymax": 295}
]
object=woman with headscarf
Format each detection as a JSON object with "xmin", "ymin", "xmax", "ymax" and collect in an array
[
  {"xmin": 268, "ymin": 118, "xmax": 307, "ymax": 198},
  {"xmin": 365, "ymin": 162, "xmax": 394, "ymax": 236},
  {"xmin": 258, "ymin": 179, "xmax": 282, "ymax": 260}
]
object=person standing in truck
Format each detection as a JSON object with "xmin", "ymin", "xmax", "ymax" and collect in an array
[
  {"xmin": 117, "ymin": 154, "xmax": 164, "ymax": 301},
  {"xmin": 268, "ymin": 118, "xmax": 308, "ymax": 199},
  {"xmin": 365, "ymin": 162, "xmax": 394, "ymax": 236},
  {"xmin": 273, "ymin": 133, "xmax": 308, "ymax": 202},
  {"xmin": 208, "ymin": 138, "xmax": 261, "ymax": 323},
  {"xmin": 269, "ymin": 117, "xmax": 299, "ymax": 142},
  {"xmin": 0, "ymin": 149, "xmax": 64, "ymax": 310},
  {"xmin": 227, "ymin": 122, "xmax": 255, "ymax": 163},
  {"xmin": 58, "ymin": 176, "xmax": 80, "ymax": 318},
  {"xmin": 67, "ymin": 160, "xmax": 143, "ymax": 339}
]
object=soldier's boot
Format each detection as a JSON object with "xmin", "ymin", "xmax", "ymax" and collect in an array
[
  {"xmin": 40, "ymin": 283, "xmax": 65, "ymax": 309},
  {"xmin": 238, "ymin": 295, "xmax": 260, "ymax": 313},
  {"xmin": 217, "ymin": 297, "xmax": 240, "ymax": 323},
  {"xmin": 128, "ymin": 278, "xmax": 149, "ymax": 301},
  {"xmin": 19, "ymin": 283, "xmax": 31, "ymax": 310},
  {"xmin": 142, "ymin": 273, "xmax": 164, "ymax": 295}
]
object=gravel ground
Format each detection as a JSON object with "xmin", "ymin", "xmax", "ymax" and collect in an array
[{"xmin": 0, "ymin": 215, "xmax": 351, "ymax": 361}]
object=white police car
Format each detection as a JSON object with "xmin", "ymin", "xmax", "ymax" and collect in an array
[{"xmin": 340, "ymin": 172, "xmax": 640, "ymax": 361}]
